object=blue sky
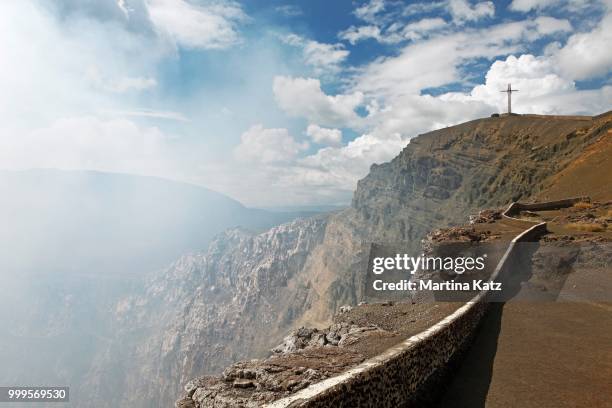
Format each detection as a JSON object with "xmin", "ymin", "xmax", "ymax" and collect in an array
[{"xmin": 0, "ymin": 0, "xmax": 610, "ymax": 206}]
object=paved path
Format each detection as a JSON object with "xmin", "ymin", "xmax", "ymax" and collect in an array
[{"xmin": 438, "ymin": 295, "xmax": 612, "ymax": 408}]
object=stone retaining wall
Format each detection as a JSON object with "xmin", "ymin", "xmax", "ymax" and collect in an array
[
  {"xmin": 504, "ymin": 196, "xmax": 589, "ymax": 215},
  {"xmin": 500, "ymin": 196, "xmax": 588, "ymax": 229},
  {"xmin": 264, "ymin": 197, "xmax": 588, "ymax": 408}
]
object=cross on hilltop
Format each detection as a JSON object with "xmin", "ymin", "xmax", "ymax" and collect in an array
[{"xmin": 500, "ymin": 83, "xmax": 519, "ymax": 114}]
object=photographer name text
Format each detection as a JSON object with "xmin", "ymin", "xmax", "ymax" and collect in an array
[{"xmin": 372, "ymin": 279, "xmax": 502, "ymax": 291}]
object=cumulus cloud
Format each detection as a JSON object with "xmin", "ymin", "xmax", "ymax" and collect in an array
[
  {"xmin": 234, "ymin": 125, "xmax": 307, "ymax": 164},
  {"xmin": 551, "ymin": 11, "xmax": 612, "ymax": 80},
  {"xmin": 306, "ymin": 124, "xmax": 343, "ymax": 146},
  {"xmin": 296, "ymin": 132, "xmax": 408, "ymax": 193},
  {"xmin": 145, "ymin": 0, "xmax": 247, "ymax": 49},
  {"xmin": 211, "ymin": 129, "xmax": 409, "ymax": 206},
  {"xmin": 273, "ymin": 76, "xmax": 364, "ymax": 128},
  {"xmin": 467, "ymin": 55, "xmax": 576, "ymax": 110},
  {"xmin": 431, "ymin": 52, "xmax": 611, "ymax": 117}
]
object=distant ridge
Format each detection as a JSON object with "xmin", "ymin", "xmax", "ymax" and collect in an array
[{"xmin": 0, "ymin": 169, "xmax": 305, "ymax": 276}]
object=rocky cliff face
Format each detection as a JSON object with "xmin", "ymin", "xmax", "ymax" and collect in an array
[
  {"xmin": 91, "ymin": 113, "xmax": 610, "ymax": 407},
  {"xmin": 351, "ymin": 114, "xmax": 610, "ymax": 246},
  {"xmin": 88, "ymin": 216, "xmax": 327, "ymax": 407},
  {"xmin": 294, "ymin": 113, "xmax": 610, "ymax": 328}
]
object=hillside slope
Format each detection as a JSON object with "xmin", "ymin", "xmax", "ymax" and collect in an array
[{"xmin": 536, "ymin": 112, "xmax": 612, "ymax": 200}]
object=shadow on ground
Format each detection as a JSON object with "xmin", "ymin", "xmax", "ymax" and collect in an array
[{"xmin": 435, "ymin": 241, "xmax": 540, "ymax": 408}]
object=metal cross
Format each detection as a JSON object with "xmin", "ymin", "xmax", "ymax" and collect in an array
[{"xmin": 500, "ymin": 83, "xmax": 519, "ymax": 114}]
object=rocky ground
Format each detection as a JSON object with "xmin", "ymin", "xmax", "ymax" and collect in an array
[
  {"xmin": 175, "ymin": 301, "xmax": 460, "ymax": 408},
  {"xmin": 175, "ymin": 197, "xmax": 612, "ymax": 407},
  {"xmin": 514, "ymin": 200, "xmax": 612, "ymax": 300}
]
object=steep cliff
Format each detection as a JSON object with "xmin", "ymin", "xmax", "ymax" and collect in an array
[
  {"xmin": 351, "ymin": 113, "xmax": 610, "ymax": 244},
  {"xmin": 94, "ymin": 113, "xmax": 611, "ymax": 407},
  {"xmin": 87, "ymin": 216, "xmax": 327, "ymax": 407},
  {"xmin": 295, "ymin": 113, "xmax": 610, "ymax": 327}
]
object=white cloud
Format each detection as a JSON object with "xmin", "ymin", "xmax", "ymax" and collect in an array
[
  {"xmin": 273, "ymin": 76, "xmax": 364, "ymax": 128},
  {"xmin": 354, "ymin": 0, "xmax": 386, "ymax": 23},
  {"xmin": 296, "ymin": 132, "xmax": 408, "ymax": 193},
  {"xmin": 403, "ymin": 1, "xmax": 447, "ymax": 17},
  {"xmin": 0, "ymin": 1, "xmax": 162, "ymax": 126},
  {"xmin": 209, "ymin": 129, "xmax": 410, "ymax": 206},
  {"xmin": 0, "ymin": 116, "xmax": 176, "ymax": 176},
  {"xmin": 234, "ymin": 125, "xmax": 307, "ymax": 164},
  {"xmin": 145, "ymin": 0, "xmax": 247, "ymax": 49},
  {"xmin": 303, "ymin": 41, "xmax": 349, "ymax": 74},
  {"xmin": 439, "ymin": 53, "xmax": 611, "ymax": 116},
  {"xmin": 352, "ymin": 31, "xmax": 511, "ymax": 98},
  {"xmin": 339, "ymin": 17, "xmax": 447, "ymax": 44},
  {"xmin": 281, "ymin": 34, "xmax": 349, "ymax": 75},
  {"xmin": 509, "ymin": 0, "xmax": 604, "ymax": 13},
  {"xmin": 350, "ymin": 17, "xmax": 580, "ymax": 98},
  {"xmin": 468, "ymin": 55, "xmax": 575, "ymax": 109},
  {"xmin": 339, "ymin": 25, "xmax": 385, "ymax": 44},
  {"xmin": 534, "ymin": 16, "xmax": 573, "ymax": 34},
  {"xmin": 117, "ymin": 0, "xmax": 129, "ymax": 17},
  {"xmin": 259, "ymin": 13, "xmax": 610, "ymax": 204},
  {"xmin": 552, "ymin": 11, "xmax": 612, "ymax": 80},
  {"xmin": 448, "ymin": 0, "xmax": 495, "ymax": 23},
  {"xmin": 306, "ymin": 124, "xmax": 343, "ymax": 146},
  {"xmin": 402, "ymin": 17, "xmax": 448, "ymax": 40},
  {"xmin": 509, "ymin": 0, "xmax": 563, "ymax": 12}
]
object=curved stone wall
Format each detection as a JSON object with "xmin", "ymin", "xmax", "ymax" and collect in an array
[
  {"xmin": 504, "ymin": 196, "xmax": 589, "ymax": 216},
  {"xmin": 265, "ymin": 198, "xmax": 586, "ymax": 408}
]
